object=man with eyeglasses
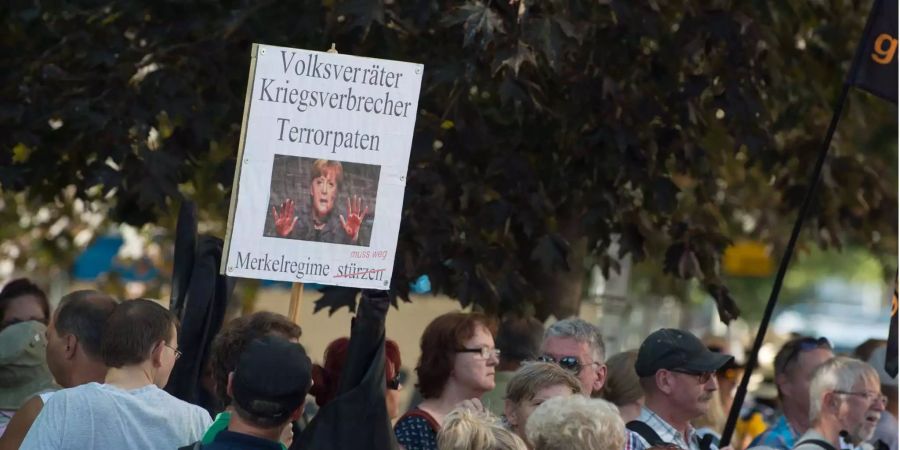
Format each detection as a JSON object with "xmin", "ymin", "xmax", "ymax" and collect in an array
[
  {"xmin": 538, "ymin": 318, "xmax": 607, "ymax": 396},
  {"xmin": 792, "ymin": 356, "xmax": 886, "ymax": 450},
  {"xmin": 751, "ymin": 336, "xmax": 835, "ymax": 450},
  {"xmin": 628, "ymin": 328, "xmax": 734, "ymax": 450}
]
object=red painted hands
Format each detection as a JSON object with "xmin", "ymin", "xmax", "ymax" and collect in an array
[{"xmin": 339, "ymin": 195, "xmax": 369, "ymax": 242}]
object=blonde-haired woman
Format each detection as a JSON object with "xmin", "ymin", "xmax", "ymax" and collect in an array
[
  {"xmin": 526, "ymin": 395, "xmax": 626, "ymax": 450},
  {"xmin": 437, "ymin": 408, "xmax": 526, "ymax": 450},
  {"xmin": 503, "ymin": 362, "xmax": 581, "ymax": 447}
]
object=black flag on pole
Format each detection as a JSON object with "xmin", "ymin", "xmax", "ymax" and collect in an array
[{"xmin": 850, "ymin": 0, "xmax": 898, "ymax": 103}]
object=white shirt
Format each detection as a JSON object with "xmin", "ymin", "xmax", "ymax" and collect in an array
[{"xmin": 21, "ymin": 382, "xmax": 211, "ymax": 450}]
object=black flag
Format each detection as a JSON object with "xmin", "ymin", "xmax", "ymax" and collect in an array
[{"xmin": 850, "ymin": 0, "xmax": 898, "ymax": 103}]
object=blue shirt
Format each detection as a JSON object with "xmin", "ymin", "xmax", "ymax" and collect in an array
[
  {"xmin": 749, "ymin": 415, "xmax": 797, "ymax": 450},
  {"xmin": 202, "ymin": 430, "xmax": 282, "ymax": 450}
]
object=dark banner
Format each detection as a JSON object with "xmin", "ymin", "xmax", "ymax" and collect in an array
[{"xmin": 851, "ymin": 0, "xmax": 898, "ymax": 103}]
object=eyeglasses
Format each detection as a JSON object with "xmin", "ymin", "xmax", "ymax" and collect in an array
[
  {"xmin": 164, "ymin": 343, "xmax": 182, "ymax": 361},
  {"xmin": 537, "ymin": 355, "xmax": 599, "ymax": 374},
  {"xmin": 456, "ymin": 346, "xmax": 501, "ymax": 360},
  {"xmin": 387, "ymin": 374, "xmax": 402, "ymax": 390},
  {"xmin": 776, "ymin": 337, "xmax": 832, "ymax": 374},
  {"xmin": 670, "ymin": 369, "xmax": 715, "ymax": 384},
  {"xmin": 834, "ymin": 390, "xmax": 888, "ymax": 406}
]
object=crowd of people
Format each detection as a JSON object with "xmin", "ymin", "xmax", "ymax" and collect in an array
[{"xmin": 0, "ymin": 277, "xmax": 895, "ymax": 450}]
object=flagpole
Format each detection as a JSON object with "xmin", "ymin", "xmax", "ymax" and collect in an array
[{"xmin": 719, "ymin": 5, "xmax": 878, "ymax": 444}]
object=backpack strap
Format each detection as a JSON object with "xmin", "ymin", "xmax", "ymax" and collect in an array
[
  {"xmin": 626, "ymin": 421, "xmax": 668, "ymax": 447},
  {"xmin": 796, "ymin": 439, "xmax": 838, "ymax": 450}
]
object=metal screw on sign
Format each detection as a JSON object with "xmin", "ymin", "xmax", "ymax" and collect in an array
[{"xmin": 260, "ymin": 48, "xmax": 266, "ymax": 56}]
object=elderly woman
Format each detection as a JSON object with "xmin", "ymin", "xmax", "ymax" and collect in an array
[
  {"xmin": 526, "ymin": 395, "xmax": 626, "ymax": 450},
  {"xmin": 599, "ymin": 350, "xmax": 644, "ymax": 422},
  {"xmin": 503, "ymin": 362, "xmax": 581, "ymax": 447},
  {"xmin": 394, "ymin": 312, "xmax": 499, "ymax": 450}
]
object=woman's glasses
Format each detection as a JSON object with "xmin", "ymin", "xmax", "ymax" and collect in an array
[{"xmin": 456, "ymin": 346, "xmax": 501, "ymax": 360}]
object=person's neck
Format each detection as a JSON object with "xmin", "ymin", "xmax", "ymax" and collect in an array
[
  {"xmin": 811, "ymin": 417, "xmax": 843, "ymax": 448},
  {"xmin": 783, "ymin": 399, "xmax": 811, "ymax": 434},
  {"xmin": 104, "ymin": 364, "xmax": 155, "ymax": 390},
  {"xmin": 644, "ymin": 396, "xmax": 693, "ymax": 438},
  {"xmin": 227, "ymin": 413, "xmax": 283, "ymax": 442},
  {"xmin": 66, "ymin": 358, "xmax": 108, "ymax": 387},
  {"xmin": 419, "ymin": 382, "xmax": 485, "ymax": 426}
]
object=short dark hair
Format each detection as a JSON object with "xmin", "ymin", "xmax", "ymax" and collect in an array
[
  {"xmin": 496, "ymin": 316, "xmax": 544, "ymax": 363},
  {"xmin": 0, "ymin": 278, "xmax": 50, "ymax": 325},
  {"xmin": 416, "ymin": 312, "xmax": 496, "ymax": 399},
  {"xmin": 100, "ymin": 299, "xmax": 179, "ymax": 368},
  {"xmin": 210, "ymin": 312, "xmax": 302, "ymax": 406},
  {"xmin": 54, "ymin": 290, "xmax": 118, "ymax": 358}
]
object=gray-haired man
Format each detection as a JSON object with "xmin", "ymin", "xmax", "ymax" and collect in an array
[{"xmin": 538, "ymin": 318, "xmax": 607, "ymax": 396}]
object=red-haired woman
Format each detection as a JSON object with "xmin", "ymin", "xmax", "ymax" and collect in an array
[
  {"xmin": 394, "ymin": 312, "xmax": 499, "ymax": 450},
  {"xmin": 310, "ymin": 337, "xmax": 404, "ymax": 419}
]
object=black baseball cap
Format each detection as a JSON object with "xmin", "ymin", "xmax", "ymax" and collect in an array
[
  {"xmin": 232, "ymin": 335, "xmax": 312, "ymax": 422},
  {"xmin": 634, "ymin": 328, "xmax": 733, "ymax": 377}
]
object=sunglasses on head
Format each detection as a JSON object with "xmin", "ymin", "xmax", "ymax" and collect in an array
[
  {"xmin": 777, "ymin": 337, "xmax": 832, "ymax": 373},
  {"xmin": 537, "ymin": 355, "xmax": 595, "ymax": 374}
]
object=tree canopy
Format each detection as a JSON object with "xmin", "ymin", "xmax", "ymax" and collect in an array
[{"xmin": 2, "ymin": 0, "xmax": 896, "ymax": 321}]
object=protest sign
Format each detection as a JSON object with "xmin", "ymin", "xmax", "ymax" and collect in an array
[{"xmin": 221, "ymin": 44, "xmax": 423, "ymax": 290}]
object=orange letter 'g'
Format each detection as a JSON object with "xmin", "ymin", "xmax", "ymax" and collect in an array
[{"xmin": 872, "ymin": 33, "xmax": 898, "ymax": 64}]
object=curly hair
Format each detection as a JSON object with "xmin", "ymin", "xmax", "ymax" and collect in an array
[
  {"xmin": 209, "ymin": 311, "xmax": 302, "ymax": 406},
  {"xmin": 310, "ymin": 336, "xmax": 402, "ymax": 407},
  {"xmin": 437, "ymin": 408, "xmax": 527, "ymax": 450},
  {"xmin": 416, "ymin": 312, "xmax": 497, "ymax": 399},
  {"xmin": 526, "ymin": 395, "xmax": 625, "ymax": 450}
]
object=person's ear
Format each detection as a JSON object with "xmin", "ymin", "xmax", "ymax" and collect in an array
[
  {"xmin": 151, "ymin": 341, "xmax": 165, "ymax": 368},
  {"xmin": 656, "ymin": 370, "xmax": 673, "ymax": 395},
  {"xmin": 593, "ymin": 363, "xmax": 608, "ymax": 393},
  {"xmin": 775, "ymin": 373, "xmax": 791, "ymax": 397},
  {"xmin": 227, "ymin": 372, "xmax": 235, "ymax": 398},
  {"xmin": 504, "ymin": 399, "xmax": 518, "ymax": 428},
  {"xmin": 64, "ymin": 334, "xmax": 78, "ymax": 360}
]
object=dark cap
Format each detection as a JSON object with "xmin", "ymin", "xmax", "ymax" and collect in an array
[
  {"xmin": 634, "ymin": 328, "xmax": 733, "ymax": 377},
  {"xmin": 232, "ymin": 335, "xmax": 312, "ymax": 422}
]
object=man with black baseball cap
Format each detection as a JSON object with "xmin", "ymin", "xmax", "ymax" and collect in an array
[
  {"xmin": 196, "ymin": 335, "xmax": 312, "ymax": 450},
  {"xmin": 628, "ymin": 328, "xmax": 733, "ymax": 450}
]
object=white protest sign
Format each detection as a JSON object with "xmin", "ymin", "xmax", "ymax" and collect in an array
[{"xmin": 221, "ymin": 44, "xmax": 423, "ymax": 289}]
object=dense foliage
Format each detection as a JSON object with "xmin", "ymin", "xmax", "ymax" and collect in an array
[{"xmin": 2, "ymin": 0, "xmax": 896, "ymax": 320}]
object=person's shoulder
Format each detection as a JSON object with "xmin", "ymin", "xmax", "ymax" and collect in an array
[
  {"xmin": 42, "ymin": 382, "xmax": 101, "ymax": 403},
  {"xmin": 139, "ymin": 387, "xmax": 212, "ymax": 421}
]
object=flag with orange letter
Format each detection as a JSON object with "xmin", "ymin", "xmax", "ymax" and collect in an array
[{"xmin": 850, "ymin": 0, "xmax": 898, "ymax": 102}]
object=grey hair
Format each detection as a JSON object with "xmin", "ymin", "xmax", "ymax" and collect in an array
[
  {"xmin": 526, "ymin": 395, "xmax": 625, "ymax": 450},
  {"xmin": 809, "ymin": 356, "xmax": 880, "ymax": 422},
  {"xmin": 544, "ymin": 318, "xmax": 606, "ymax": 362}
]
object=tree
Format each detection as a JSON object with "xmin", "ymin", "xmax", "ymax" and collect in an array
[{"xmin": 1, "ymin": 0, "xmax": 896, "ymax": 321}]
